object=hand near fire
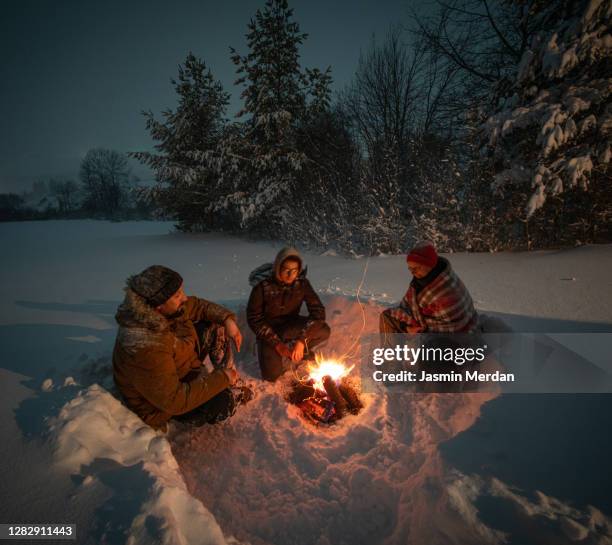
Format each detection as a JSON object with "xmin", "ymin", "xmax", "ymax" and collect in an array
[
  {"xmin": 224, "ymin": 317, "xmax": 242, "ymax": 352},
  {"xmin": 275, "ymin": 340, "xmax": 305, "ymax": 362},
  {"xmin": 275, "ymin": 342, "xmax": 293, "ymax": 359},
  {"xmin": 290, "ymin": 340, "xmax": 305, "ymax": 362}
]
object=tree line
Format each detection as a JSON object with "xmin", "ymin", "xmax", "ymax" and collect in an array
[
  {"xmin": 133, "ymin": 0, "xmax": 610, "ymax": 253},
  {"xmin": 4, "ymin": 0, "xmax": 609, "ymax": 252},
  {"xmin": 0, "ymin": 149, "xmax": 155, "ymax": 221}
]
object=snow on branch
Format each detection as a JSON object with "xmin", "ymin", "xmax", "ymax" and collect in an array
[{"xmin": 480, "ymin": 0, "xmax": 611, "ymax": 217}]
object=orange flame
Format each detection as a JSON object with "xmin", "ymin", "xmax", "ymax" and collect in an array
[{"xmin": 307, "ymin": 354, "xmax": 354, "ymax": 392}]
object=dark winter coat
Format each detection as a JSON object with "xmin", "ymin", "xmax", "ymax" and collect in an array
[
  {"xmin": 387, "ymin": 257, "xmax": 478, "ymax": 333},
  {"xmin": 247, "ymin": 248, "xmax": 326, "ymax": 346},
  {"xmin": 112, "ymin": 289, "xmax": 234, "ymax": 429}
]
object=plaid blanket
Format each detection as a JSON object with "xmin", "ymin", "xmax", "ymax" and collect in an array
[{"xmin": 387, "ymin": 258, "xmax": 478, "ymax": 333}]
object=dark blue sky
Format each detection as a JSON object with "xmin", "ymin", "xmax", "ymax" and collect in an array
[{"xmin": 1, "ymin": 0, "xmax": 416, "ymax": 192}]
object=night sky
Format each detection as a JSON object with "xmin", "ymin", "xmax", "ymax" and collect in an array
[{"xmin": 1, "ymin": 0, "xmax": 416, "ymax": 192}]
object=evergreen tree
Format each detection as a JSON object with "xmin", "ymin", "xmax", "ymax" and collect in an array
[
  {"xmin": 226, "ymin": 0, "xmax": 333, "ymax": 237},
  {"xmin": 0, "ymin": 194, "xmax": 27, "ymax": 221},
  {"xmin": 132, "ymin": 53, "xmax": 230, "ymax": 230},
  {"xmin": 481, "ymin": 0, "xmax": 611, "ymax": 247},
  {"xmin": 231, "ymin": 0, "xmax": 307, "ymax": 144}
]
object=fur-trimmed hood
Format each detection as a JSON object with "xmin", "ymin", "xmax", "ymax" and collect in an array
[
  {"xmin": 114, "ymin": 288, "xmax": 173, "ymax": 355},
  {"xmin": 115, "ymin": 288, "xmax": 170, "ymax": 332}
]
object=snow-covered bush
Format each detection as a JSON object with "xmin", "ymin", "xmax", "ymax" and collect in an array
[{"xmin": 480, "ymin": 0, "xmax": 611, "ymax": 246}]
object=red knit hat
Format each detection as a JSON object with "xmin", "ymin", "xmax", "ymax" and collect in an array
[{"xmin": 406, "ymin": 242, "xmax": 438, "ymax": 268}]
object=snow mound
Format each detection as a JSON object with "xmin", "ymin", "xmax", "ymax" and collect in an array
[
  {"xmin": 49, "ymin": 384, "xmax": 240, "ymax": 545},
  {"xmin": 447, "ymin": 471, "xmax": 612, "ymax": 545}
]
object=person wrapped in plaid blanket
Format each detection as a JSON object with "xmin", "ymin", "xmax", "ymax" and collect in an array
[{"xmin": 380, "ymin": 242, "xmax": 478, "ymax": 336}]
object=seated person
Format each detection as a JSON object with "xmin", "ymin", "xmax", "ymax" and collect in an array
[
  {"xmin": 247, "ymin": 247, "xmax": 330, "ymax": 382},
  {"xmin": 380, "ymin": 242, "xmax": 478, "ymax": 336},
  {"xmin": 113, "ymin": 265, "xmax": 249, "ymax": 432}
]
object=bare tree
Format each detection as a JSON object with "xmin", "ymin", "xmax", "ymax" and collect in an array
[
  {"xmin": 340, "ymin": 27, "xmax": 461, "ymax": 159},
  {"xmin": 49, "ymin": 179, "xmax": 79, "ymax": 214},
  {"xmin": 410, "ymin": 0, "xmax": 531, "ymax": 79},
  {"xmin": 408, "ymin": 0, "xmax": 548, "ymax": 119},
  {"xmin": 339, "ymin": 26, "xmax": 463, "ymax": 226},
  {"xmin": 79, "ymin": 149, "xmax": 130, "ymax": 216},
  {"xmin": 341, "ymin": 28, "xmax": 422, "ymax": 159}
]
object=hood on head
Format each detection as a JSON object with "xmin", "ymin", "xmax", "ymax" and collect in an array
[
  {"xmin": 273, "ymin": 247, "xmax": 303, "ymax": 281},
  {"xmin": 115, "ymin": 288, "xmax": 169, "ymax": 332}
]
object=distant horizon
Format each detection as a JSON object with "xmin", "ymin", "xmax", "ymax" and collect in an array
[
  {"xmin": 7, "ymin": 156, "xmax": 155, "ymax": 195},
  {"xmin": 1, "ymin": 0, "xmax": 417, "ymax": 193}
]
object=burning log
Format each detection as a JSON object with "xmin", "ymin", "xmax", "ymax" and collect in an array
[
  {"xmin": 323, "ymin": 375, "xmax": 348, "ymax": 418},
  {"xmin": 287, "ymin": 355, "xmax": 364, "ymax": 425},
  {"xmin": 339, "ymin": 381, "xmax": 363, "ymax": 415},
  {"xmin": 286, "ymin": 379, "xmax": 315, "ymax": 405},
  {"xmin": 297, "ymin": 397, "xmax": 334, "ymax": 424}
]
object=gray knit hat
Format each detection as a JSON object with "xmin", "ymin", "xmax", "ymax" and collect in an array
[{"xmin": 128, "ymin": 265, "xmax": 183, "ymax": 307}]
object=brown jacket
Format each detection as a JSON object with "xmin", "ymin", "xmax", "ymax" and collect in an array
[
  {"xmin": 112, "ymin": 288, "xmax": 234, "ymax": 429},
  {"xmin": 247, "ymin": 247, "xmax": 326, "ymax": 346}
]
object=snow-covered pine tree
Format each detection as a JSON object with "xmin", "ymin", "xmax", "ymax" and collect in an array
[
  {"xmin": 227, "ymin": 0, "xmax": 334, "ymax": 239},
  {"xmin": 131, "ymin": 53, "xmax": 230, "ymax": 230},
  {"xmin": 481, "ymin": 0, "xmax": 611, "ymax": 246},
  {"xmin": 231, "ymin": 0, "xmax": 307, "ymax": 143}
]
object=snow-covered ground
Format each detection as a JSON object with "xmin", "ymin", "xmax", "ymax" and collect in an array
[{"xmin": 1, "ymin": 220, "xmax": 611, "ymax": 545}]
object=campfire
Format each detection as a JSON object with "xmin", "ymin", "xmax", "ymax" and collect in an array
[{"xmin": 287, "ymin": 355, "xmax": 363, "ymax": 424}]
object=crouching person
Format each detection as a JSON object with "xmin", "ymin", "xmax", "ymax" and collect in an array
[
  {"xmin": 247, "ymin": 248, "xmax": 330, "ymax": 382},
  {"xmin": 380, "ymin": 242, "xmax": 478, "ymax": 337},
  {"xmin": 112, "ymin": 265, "xmax": 250, "ymax": 432}
]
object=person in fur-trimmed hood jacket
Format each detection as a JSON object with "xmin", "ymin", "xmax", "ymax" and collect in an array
[
  {"xmin": 247, "ymin": 247, "xmax": 330, "ymax": 382},
  {"xmin": 113, "ymin": 265, "xmax": 249, "ymax": 431},
  {"xmin": 380, "ymin": 242, "xmax": 478, "ymax": 336}
]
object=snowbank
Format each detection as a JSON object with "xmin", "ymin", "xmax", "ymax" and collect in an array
[
  {"xmin": 447, "ymin": 471, "xmax": 612, "ymax": 545},
  {"xmin": 50, "ymin": 385, "xmax": 240, "ymax": 545}
]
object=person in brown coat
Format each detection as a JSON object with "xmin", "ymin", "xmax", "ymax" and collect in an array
[
  {"xmin": 247, "ymin": 247, "xmax": 330, "ymax": 382},
  {"xmin": 112, "ymin": 265, "xmax": 249, "ymax": 431}
]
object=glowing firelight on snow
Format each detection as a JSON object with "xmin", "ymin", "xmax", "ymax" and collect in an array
[{"xmin": 307, "ymin": 355, "xmax": 354, "ymax": 392}]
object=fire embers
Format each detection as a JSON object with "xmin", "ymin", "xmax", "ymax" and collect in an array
[{"xmin": 287, "ymin": 375, "xmax": 363, "ymax": 425}]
